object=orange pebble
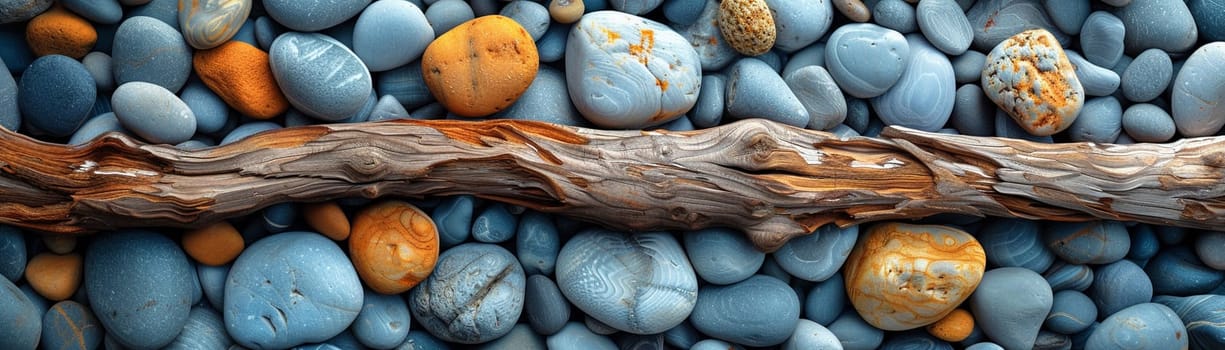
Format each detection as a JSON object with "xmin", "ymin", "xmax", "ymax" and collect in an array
[
  {"xmin": 304, "ymin": 201, "xmax": 351, "ymax": 241},
  {"xmin": 25, "ymin": 252, "xmax": 83, "ymax": 301},
  {"xmin": 349, "ymin": 201, "xmax": 439, "ymax": 294},
  {"xmin": 422, "ymin": 15, "xmax": 539, "ymax": 117},
  {"xmin": 193, "ymin": 40, "xmax": 290, "ymax": 119},
  {"xmin": 927, "ymin": 308, "xmax": 975, "ymax": 342},
  {"xmin": 42, "ymin": 235, "xmax": 77, "ymax": 254},
  {"xmin": 181, "ymin": 221, "xmax": 245, "ymax": 266},
  {"xmin": 25, "ymin": 6, "xmax": 97, "ymax": 59}
]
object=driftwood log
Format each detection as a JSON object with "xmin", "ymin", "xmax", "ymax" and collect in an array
[{"xmin": 1, "ymin": 118, "xmax": 1222, "ymax": 251}]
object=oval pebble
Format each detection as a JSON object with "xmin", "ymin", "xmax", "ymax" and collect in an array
[
  {"xmin": 546, "ymin": 322, "xmax": 617, "ymax": 350},
  {"xmin": 423, "ymin": 15, "xmax": 538, "ymax": 118},
  {"xmin": 1172, "ymin": 42, "xmax": 1225, "ymax": 137},
  {"xmin": 1144, "ymin": 245, "xmax": 1225, "ymax": 296},
  {"xmin": 1089, "ymin": 259, "xmax": 1153, "ymax": 317},
  {"xmin": 873, "ymin": 0, "xmax": 917, "ymax": 33},
  {"xmin": 225, "ymin": 231, "xmax": 364, "ymax": 349},
  {"xmin": 1045, "ymin": 290, "xmax": 1097, "ymax": 335},
  {"xmin": 1079, "ymin": 11, "xmax": 1125, "ymax": 68},
  {"xmin": 981, "ymin": 29, "xmax": 1084, "ymax": 136},
  {"xmin": 25, "ymin": 6, "xmax": 96, "ymax": 59},
  {"xmin": 165, "ymin": 306, "xmax": 231, "ymax": 350},
  {"xmin": 515, "ymin": 211, "xmax": 560, "ymax": 276},
  {"xmin": 916, "ymin": 0, "xmax": 972, "ymax": 55},
  {"xmin": 1043, "ymin": 221, "xmax": 1129, "ymax": 265},
  {"xmin": 872, "ymin": 34, "xmax": 956, "ymax": 131},
  {"xmin": 111, "ymin": 81, "xmax": 197, "ymax": 144},
  {"xmin": 263, "ymin": 0, "xmax": 369, "ymax": 32},
  {"xmin": 1120, "ymin": 48, "xmax": 1172, "ymax": 103},
  {"xmin": 1043, "ymin": 0, "xmax": 1090, "ymax": 35},
  {"xmin": 567, "ymin": 11, "xmax": 700, "ymax": 128},
  {"xmin": 471, "ymin": 203, "xmax": 517, "ymax": 244},
  {"xmin": 41, "ymin": 300, "xmax": 102, "ymax": 350},
  {"xmin": 354, "ymin": 0, "xmax": 432, "ymax": 72},
  {"xmin": 773, "ymin": 224, "xmax": 857, "ymax": 282},
  {"xmin": 662, "ymin": 0, "xmax": 705, "ymax": 26},
  {"xmin": 1197, "ymin": 232, "xmax": 1225, "ymax": 271},
  {"xmin": 1066, "ymin": 96, "xmax": 1122, "ymax": 143},
  {"xmin": 804, "ymin": 274, "xmax": 846, "ymax": 326},
  {"xmin": 179, "ymin": 79, "xmax": 229, "ymax": 134},
  {"xmin": 349, "ymin": 201, "xmax": 440, "ymax": 294},
  {"xmin": 1190, "ymin": 0, "xmax": 1225, "ymax": 41},
  {"xmin": 501, "ymin": 1, "xmax": 549, "ymax": 41},
  {"xmin": 926, "ymin": 308, "xmax": 974, "ymax": 343},
  {"xmin": 1064, "ymin": 50, "xmax": 1120, "ymax": 97},
  {"xmin": 969, "ymin": 267, "xmax": 1053, "ymax": 350},
  {"xmin": 112, "ymin": 16, "xmax": 192, "ymax": 93},
  {"xmin": 951, "ymin": 50, "xmax": 986, "ymax": 85},
  {"xmin": 24, "ymin": 252, "xmax": 82, "ymax": 301},
  {"xmin": 556, "ymin": 229, "xmax": 697, "ymax": 334},
  {"xmin": 0, "ymin": 226, "xmax": 24, "ymax": 282},
  {"xmin": 271, "ymin": 32, "xmax": 373, "ymax": 121},
  {"xmin": 85, "ymin": 230, "xmax": 193, "ymax": 349},
  {"xmin": 498, "ymin": 66, "xmax": 585, "ymax": 126},
  {"xmin": 766, "ymin": 0, "xmax": 831, "ymax": 52},
  {"xmin": 0, "ymin": 276, "xmax": 41, "ymax": 349},
  {"xmin": 684, "ymin": 227, "xmax": 764, "ymax": 285},
  {"xmin": 725, "ymin": 57, "xmax": 809, "ymax": 127},
  {"xmin": 824, "ymin": 23, "xmax": 909, "ymax": 99},
  {"xmin": 1085, "ymin": 303, "xmax": 1188, "ymax": 350},
  {"xmin": 691, "ymin": 275, "xmax": 799, "ymax": 347},
  {"xmin": 786, "ymin": 65, "xmax": 847, "ymax": 130},
  {"xmin": 193, "ymin": 40, "xmax": 289, "ymax": 120},
  {"xmin": 410, "ymin": 242, "xmax": 525, "ymax": 344},
  {"xmin": 18, "ymin": 54, "xmax": 95, "ymax": 137},
  {"xmin": 196, "ymin": 263, "xmax": 226, "ymax": 309},
  {"xmin": 828, "ymin": 311, "xmax": 885, "ymax": 350},
  {"xmin": 179, "ymin": 0, "xmax": 252, "ymax": 50},
  {"xmin": 950, "ymin": 84, "xmax": 995, "ymax": 136},
  {"xmin": 1044, "ymin": 262, "xmax": 1094, "ymax": 293},
  {"xmin": 477, "ymin": 323, "xmax": 544, "ymax": 349},
  {"xmin": 1114, "ymin": 0, "xmax": 1198, "ymax": 54},
  {"xmin": 976, "ymin": 219, "xmax": 1053, "ymax": 273},
  {"xmin": 352, "ymin": 288, "xmax": 411, "ymax": 349},
  {"xmin": 1154, "ymin": 294, "xmax": 1225, "ymax": 350},
  {"xmin": 60, "ymin": 0, "xmax": 122, "ymax": 24},
  {"xmin": 424, "ymin": 0, "xmax": 475, "ymax": 36},
  {"xmin": 525, "ymin": 274, "xmax": 570, "ymax": 336},
  {"xmin": 432, "ymin": 195, "xmax": 474, "ymax": 247},
  {"xmin": 610, "ymin": 0, "xmax": 661, "ymax": 14},
  {"xmin": 965, "ymin": 0, "xmax": 1069, "ymax": 51}
]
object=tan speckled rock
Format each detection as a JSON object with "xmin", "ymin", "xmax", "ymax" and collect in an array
[
  {"xmin": 718, "ymin": 0, "xmax": 775, "ymax": 56},
  {"xmin": 982, "ymin": 29, "xmax": 1084, "ymax": 136},
  {"xmin": 843, "ymin": 223, "xmax": 986, "ymax": 331}
]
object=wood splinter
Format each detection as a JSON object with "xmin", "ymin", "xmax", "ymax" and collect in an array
[{"xmin": 0, "ymin": 118, "xmax": 1221, "ymax": 251}]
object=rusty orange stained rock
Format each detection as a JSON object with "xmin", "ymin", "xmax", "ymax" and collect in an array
[{"xmin": 349, "ymin": 201, "xmax": 440, "ymax": 294}]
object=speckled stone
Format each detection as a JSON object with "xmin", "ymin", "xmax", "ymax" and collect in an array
[
  {"xmin": 262, "ymin": 0, "xmax": 369, "ymax": 32},
  {"xmin": 1066, "ymin": 96, "xmax": 1122, "ymax": 143},
  {"xmin": 1043, "ymin": 221, "xmax": 1130, "ymax": 265},
  {"xmin": 409, "ymin": 243, "xmax": 524, "ymax": 344},
  {"xmin": 1079, "ymin": 11, "xmax": 1125, "ymax": 68},
  {"xmin": 41, "ymin": 300, "xmax": 103, "ymax": 350},
  {"xmin": 1114, "ymin": 0, "xmax": 1198, "ymax": 54},
  {"xmin": 684, "ymin": 227, "xmax": 765, "ymax": 285},
  {"xmin": 1190, "ymin": 0, "xmax": 1225, "ymax": 42},
  {"xmin": 965, "ymin": 0, "xmax": 1069, "ymax": 51},
  {"xmin": 111, "ymin": 81, "xmax": 198, "ymax": 144},
  {"xmin": 1120, "ymin": 49, "xmax": 1172, "ymax": 103},
  {"xmin": 976, "ymin": 218, "xmax": 1053, "ymax": 273},
  {"xmin": 970, "ymin": 267, "xmax": 1053, "ymax": 350},
  {"xmin": 0, "ymin": 0, "xmax": 51, "ymax": 24},
  {"xmin": 18, "ymin": 54, "xmax": 95, "ymax": 137},
  {"xmin": 873, "ymin": 0, "xmax": 917, "ymax": 33},
  {"xmin": 0, "ymin": 275, "xmax": 41, "ymax": 349},
  {"xmin": 982, "ymin": 29, "xmax": 1084, "ymax": 136},
  {"xmin": 844, "ymin": 223, "xmax": 986, "ymax": 331},
  {"xmin": 916, "ymin": 0, "xmax": 972, "ymax": 55},
  {"xmin": 1154, "ymin": 294, "xmax": 1225, "ymax": 350},
  {"xmin": 1090, "ymin": 259, "xmax": 1153, "ymax": 317},
  {"xmin": 691, "ymin": 275, "xmax": 800, "ymax": 347},
  {"xmin": 824, "ymin": 23, "xmax": 910, "ymax": 99},
  {"xmin": 556, "ymin": 229, "xmax": 697, "ymax": 334},
  {"xmin": 86, "ymin": 230, "xmax": 193, "ymax": 349},
  {"xmin": 872, "ymin": 34, "xmax": 956, "ymax": 131},
  {"xmin": 1172, "ymin": 42, "xmax": 1225, "ymax": 137},
  {"xmin": 270, "ymin": 32, "xmax": 373, "ymax": 121},
  {"xmin": 1086, "ymin": 303, "xmax": 1188, "ymax": 350},
  {"xmin": 112, "ymin": 16, "xmax": 192, "ymax": 93},
  {"xmin": 567, "ymin": 11, "xmax": 701, "ymax": 129},
  {"xmin": 0, "ymin": 225, "xmax": 24, "ymax": 282}
]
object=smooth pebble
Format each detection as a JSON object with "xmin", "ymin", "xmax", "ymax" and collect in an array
[
  {"xmin": 1089, "ymin": 259, "xmax": 1153, "ymax": 317},
  {"xmin": 85, "ymin": 230, "xmax": 193, "ymax": 349},
  {"xmin": 824, "ymin": 23, "xmax": 909, "ymax": 99},
  {"xmin": 18, "ymin": 54, "xmax": 95, "ymax": 137},
  {"xmin": 353, "ymin": 289, "xmax": 412, "ymax": 349},
  {"xmin": 112, "ymin": 16, "xmax": 192, "ymax": 93},
  {"xmin": 515, "ymin": 211, "xmax": 560, "ymax": 276},
  {"xmin": 1144, "ymin": 245, "xmax": 1225, "ymax": 296},
  {"xmin": 270, "ymin": 32, "xmax": 373, "ymax": 121},
  {"xmin": 786, "ymin": 65, "xmax": 847, "ymax": 130},
  {"xmin": 111, "ymin": 81, "xmax": 197, "ymax": 144},
  {"xmin": 263, "ymin": 0, "xmax": 370, "ymax": 32},
  {"xmin": 1044, "ymin": 262, "xmax": 1095, "ymax": 293},
  {"xmin": 1085, "ymin": 303, "xmax": 1188, "ymax": 350},
  {"xmin": 423, "ymin": 0, "xmax": 474, "ymax": 36},
  {"xmin": 969, "ymin": 267, "xmax": 1053, "ymax": 350},
  {"xmin": 1172, "ymin": 42, "xmax": 1225, "ymax": 136},
  {"xmin": 828, "ymin": 311, "xmax": 885, "ymax": 350},
  {"xmin": 950, "ymin": 84, "xmax": 995, "ymax": 136},
  {"xmin": 1120, "ymin": 48, "xmax": 1172, "ymax": 103},
  {"xmin": 422, "ymin": 15, "xmax": 538, "ymax": 117},
  {"xmin": 773, "ymin": 224, "xmax": 857, "ymax": 282},
  {"xmin": 684, "ymin": 227, "xmax": 764, "ymax": 285},
  {"xmin": 766, "ymin": 0, "xmax": 832, "ymax": 52},
  {"xmin": 872, "ymin": 34, "xmax": 956, "ymax": 131},
  {"xmin": 725, "ymin": 57, "xmax": 809, "ymax": 127},
  {"xmin": 1044, "ymin": 221, "xmax": 1130, "ymax": 265},
  {"xmin": 0, "ymin": 276, "xmax": 41, "ymax": 349},
  {"xmin": 1196, "ymin": 232, "xmax": 1225, "ymax": 271},
  {"xmin": 1078, "ymin": 11, "xmax": 1125, "ymax": 68},
  {"xmin": 1066, "ymin": 96, "xmax": 1122, "ymax": 143},
  {"xmin": 546, "ymin": 322, "xmax": 617, "ymax": 350},
  {"xmin": 165, "ymin": 306, "xmax": 232, "ymax": 350},
  {"xmin": 873, "ymin": 0, "xmax": 917, "ymax": 33},
  {"xmin": 1064, "ymin": 50, "xmax": 1120, "ymax": 97},
  {"xmin": 525, "ymin": 274, "xmax": 570, "ymax": 336},
  {"xmin": 976, "ymin": 218, "xmax": 1054, "ymax": 273},
  {"xmin": 501, "ymin": 1, "xmax": 550, "ymax": 41},
  {"xmin": 805, "ymin": 274, "xmax": 847, "ymax": 326},
  {"xmin": 1114, "ymin": 0, "xmax": 1198, "ymax": 54},
  {"xmin": 671, "ymin": 0, "xmax": 738, "ymax": 71},
  {"xmin": 691, "ymin": 275, "xmax": 800, "ymax": 347},
  {"xmin": 0, "ymin": 225, "xmax": 24, "ymax": 282},
  {"xmin": 964, "ymin": 0, "xmax": 1069, "ymax": 51},
  {"xmin": 353, "ymin": 0, "xmax": 432, "ymax": 72},
  {"xmin": 349, "ymin": 201, "xmax": 440, "ymax": 294},
  {"xmin": 178, "ymin": 0, "xmax": 252, "ymax": 50},
  {"xmin": 1154, "ymin": 294, "xmax": 1225, "ymax": 350},
  {"xmin": 1045, "ymin": 290, "xmax": 1097, "ymax": 335},
  {"xmin": 782, "ymin": 319, "xmax": 842, "ymax": 350},
  {"xmin": 1043, "ymin": 0, "xmax": 1090, "ymax": 35},
  {"xmin": 916, "ymin": 0, "xmax": 973, "ymax": 55}
]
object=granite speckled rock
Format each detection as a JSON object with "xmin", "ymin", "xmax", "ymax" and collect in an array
[
  {"xmin": 844, "ymin": 223, "xmax": 986, "ymax": 331},
  {"xmin": 1172, "ymin": 42, "xmax": 1225, "ymax": 137},
  {"xmin": 568, "ymin": 11, "xmax": 700, "ymax": 129},
  {"xmin": 872, "ymin": 34, "xmax": 956, "ymax": 132},
  {"xmin": 825, "ymin": 23, "xmax": 909, "ymax": 99},
  {"xmin": 262, "ymin": 0, "xmax": 370, "ymax": 32},
  {"xmin": 1085, "ymin": 303, "xmax": 1188, "ymax": 350},
  {"xmin": 982, "ymin": 29, "xmax": 1083, "ymax": 136},
  {"xmin": 179, "ymin": 0, "xmax": 252, "ymax": 50},
  {"xmin": 86, "ymin": 230, "xmax": 193, "ymax": 350},
  {"xmin": 970, "ymin": 267, "xmax": 1053, "ymax": 350},
  {"xmin": 556, "ymin": 229, "xmax": 697, "ymax": 334},
  {"xmin": 271, "ymin": 32, "xmax": 373, "ymax": 121},
  {"xmin": 112, "ymin": 16, "xmax": 192, "ymax": 93},
  {"xmin": 0, "ymin": 0, "xmax": 51, "ymax": 24},
  {"xmin": 717, "ymin": 0, "xmax": 774, "ymax": 56},
  {"xmin": 409, "ymin": 243, "xmax": 524, "ymax": 344},
  {"xmin": 691, "ymin": 275, "xmax": 800, "ymax": 347}
]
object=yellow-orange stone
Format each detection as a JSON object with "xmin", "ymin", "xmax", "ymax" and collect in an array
[
  {"xmin": 926, "ymin": 308, "xmax": 975, "ymax": 342},
  {"xmin": 25, "ymin": 252, "xmax": 83, "ymax": 301},
  {"xmin": 305, "ymin": 201, "xmax": 351, "ymax": 241},
  {"xmin": 181, "ymin": 221, "xmax": 245, "ymax": 266},
  {"xmin": 25, "ymin": 6, "xmax": 97, "ymax": 59},
  {"xmin": 843, "ymin": 222, "xmax": 986, "ymax": 331},
  {"xmin": 350, "ymin": 201, "xmax": 440, "ymax": 294},
  {"xmin": 193, "ymin": 40, "xmax": 290, "ymax": 119},
  {"xmin": 421, "ymin": 15, "xmax": 539, "ymax": 117}
]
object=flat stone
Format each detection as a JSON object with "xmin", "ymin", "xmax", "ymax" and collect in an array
[
  {"xmin": 270, "ymin": 32, "xmax": 373, "ymax": 121},
  {"xmin": 982, "ymin": 29, "xmax": 1084, "ymax": 136}
]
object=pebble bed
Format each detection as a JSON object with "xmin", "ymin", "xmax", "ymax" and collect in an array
[{"xmin": 1, "ymin": 0, "xmax": 1225, "ymax": 349}]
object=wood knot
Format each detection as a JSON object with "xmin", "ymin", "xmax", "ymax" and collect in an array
[{"xmin": 347, "ymin": 149, "xmax": 390, "ymax": 181}]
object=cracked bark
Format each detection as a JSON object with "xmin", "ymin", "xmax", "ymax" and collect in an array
[{"xmin": 1, "ymin": 118, "xmax": 1222, "ymax": 251}]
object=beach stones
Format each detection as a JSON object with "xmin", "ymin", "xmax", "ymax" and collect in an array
[
  {"xmin": 85, "ymin": 230, "xmax": 194, "ymax": 349},
  {"xmin": 965, "ymin": 0, "xmax": 1068, "ymax": 52},
  {"xmin": 982, "ymin": 29, "xmax": 1084, "ymax": 136},
  {"xmin": 25, "ymin": 5, "xmax": 96, "ymax": 59},
  {"xmin": 916, "ymin": 0, "xmax": 972, "ymax": 55},
  {"xmin": 1089, "ymin": 259, "xmax": 1153, "ymax": 317},
  {"xmin": 976, "ymin": 219, "xmax": 1053, "ymax": 273},
  {"xmin": 0, "ymin": 276, "xmax": 41, "ymax": 349},
  {"xmin": 1044, "ymin": 221, "xmax": 1130, "ymax": 265},
  {"xmin": 166, "ymin": 306, "xmax": 231, "ymax": 349},
  {"xmin": 0, "ymin": 227, "xmax": 23, "ymax": 282},
  {"xmin": 112, "ymin": 16, "xmax": 193, "ymax": 93},
  {"xmin": 786, "ymin": 65, "xmax": 847, "ymax": 130},
  {"xmin": 1114, "ymin": 0, "xmax": 1198, "ymax": 54},
  {"xmin": 525, "ymin": 274, "xmax": 570, "ymax": 335},
  {"xmin": 349, "ymin": 201, "xmax": 439, "ymax": 295},
  {"xmin": 24, "ymin": 252, "xmax": 82, "ymax": 301},
  {"xmin": 0, "ymin": 0, "xmax": 51, "ymax": 24},
  {"xmin": 556, "ymin": 229, "xmax": 697, "ymax": 334},
  {"xmin": 263, "ymin": 0, "xmax": 369, "ymax": 32},
  {"xmin": 111, "ymin": 81, "xmax": 197, "ymax": 144},
  {"xmin": 1086, "ymin": 303, "xmax": 1188, "ymax": 350},
  {"xmin": 409, "ymin": 243, "xmax": 525, "ymax": 344},
  {"xmin": 844, "ymin": 223, "xmax": 986, "ymax": 331},
  {"xmin": 1079, "ymin": 11, "xmax": 1124, "ymax": 68},
  {"xmin": 18, "ymin": 54, "xmax": 95, "ymax": 137},
  {"xmin": 354, "ymin": 0, "xmax": 432, "ymax": 72},
  {"xmin": 1045, "ymin": 290, "xmax": 1097, "ymax": 335},
  {"xmin": 42, "ymin": 300, "xmax": 103, "ymax": 350},
  {"xmin": 179, "ymin": 0, "xmax": 252, "ymax": 50},
  {"xmin": 1172, "ymin": 42, "xmax": 1225, "ymax": 137},
  {"xmin": 784, "ymin": 319, "xmax": 841, "ymax": 350},
  {"xmin": 926, "ymin": 308, "xmax": 974, "ymax": 342},
  {"xmin": 717, "ymin": 0, "xmax": 775, "ymax": 56},
  {"xmin": 872, "ymin": 34, "xmax": 956, "ymax": 131},
  {"xmin": 567, "ymin": 11, "xmax": 700, "ymax": 128},
  {"xmin": 970, "ymin": 267, "xmax": 1053, "ymax": 350},
  {"xmin": 270, "ymin": 32, "xmax": 373, "ymax": 121},
  {"xmin": 225, "ymin": 231, "xmax": 364, "ymax": 349},
  {"xmin": 423, "ymin": 15, "xmax": 537, "ymax": 117},
  {"xmin": 825, "ymin": 23, "xmax": 909, "ymax": 99},
  {"xmin": 691, "ymin": 275, "xmax": 800, "ymax": 347},
  {"xmin": 1121, "ymin": 48, "xmax": 1172, "ymax": 103},
  {"xmin": 0, "ymin": 56, "xmax": 17, "ymax": 131},
  {"xmin": 684, "ymin": 227, "xmax": 765, "ymax": 285}
]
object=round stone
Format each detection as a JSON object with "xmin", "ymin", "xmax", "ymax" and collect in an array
[
  {"xmin": 1086, "ymin": 303, "xmax": 1188, "ymax": 350},
  {"xmin": 179, "ymin": 0, "xmax": 252, "ymax": 50},
  {"xmin": 181, "ymin": 221, "xmax": 244, "ymax": 266},
  {"xmin": 804, "ymin": 274, "xmax": 846, "ymax": 326},
  {"xmin": 0, "ymin": 226, "xmax": 24, "ymax": 282},
  {"xmin": 970, "ymin": 267, "xmax": 1053, "ymax": 350},
  {"xmin": 766, "ymin": 0, "xmax": 831, "ymax": 52},
  {"xmin": 349, "ymin": 201, "xmax": 440, "ymax": 295},
  {"xmin": 964, "ymin": 0, "xmax": 1069, "ymax": 51},
  {"xmin": 42, "ymin": 300, "xmax": 103, "ymax": 350},
  {"xmin": 1045, "ymin": 290, "xmax": 1097, "ymax": 335},
  {"xmin": 500, "ymin": 1, "xmax": 549, "ymax": 41},
  {"xmin": 717, "ymin": 0, "xmax": 775, "ymax": 56},
  {"xmin": 112, "ymin": 16, "xmax": 192, "ymax": 93},
  {"xmin": 1090, "ymin": 259, "xmax": 1153, "ymax": 317},
  {"xmin": 691, "ymin": 275, "xmax": 800, "ymax": 347},
  {"xmin": 952, "ymin": 50, "xmax": 987, "ymax": 85},
  {"xmin": 824, "ymin": 23, "xmax": 910, "ymax": 99},
  {"xmin": 85, "ymin": 230, "xmax": 193, "ymax": 349},
  {"xmin": 24, "ymin": 252, "xmax": 82, "ymax": 301},
  {"xmin": 303, "ymin": 202, "xmax": 350, "ymax": 241},
  {"xmin": 354, "ymin": 0, "xmax": 432, "ymax": 72},
  {"xmin": 773, "ymin": 224, "xmax": 857, "ymax": 282},
  {"xmin": 1066, "ymin": 96, "xmax": 1122, "ymax": 143},
  {"xmin": 193, "ymin": 40, "xmax": 290, "ymax": 119},
  {"xmin": 547, "ymin": 322, "xmax": 618, "ymax": 350},
  {"xmin": 684, "ymin": 227, "xmax": 765, "ymax": 285},
  {"xmin": 497, "ymin": 66, "xmax": 585, "ymax": 126},
  {"xmin": 783, "ymin": 319, "xmax": 841, "ymax": 350},
  {"xmin": 25, "ymin": 6, "xmax": 97, "ymax": 59},
  {"xmin": 1043, "ymin": 221, "xmax": 1130, "ymax": 265},
  {"xmin": 1114, "ymin": 0, "xmax": 1198, "ymax": 54},
  {"xmin": 225, "ymin": 231, "xmax": 364, "ymax": 349},
  {"xmin": 872, "ymin": 34, "xmax": 956, "ymax": 132},
  {"xmin": 352, "ymin": 289, "xmax": 411, "ymax": 349},
  {"xmin": 471, "ymin": 203, "xmax": 517, "ymax": 243},
  {"xmin": 111, "ymin": 81, "xmax": 197, "ymax": 144},
  {"xmin": 976, "ymin": 219, "xmax": 1053, "ymax": 273},
  {"xmin": 567, "ymin": 11, "xmax": 700, "ymax": 128},
  {"xmin": 409, "ymin": 242, "xmax": 524, "ymax": 344},
  {"xmin": 423, "ymin": 15, "xmax": 538, "ymax": 117},
  {"xmin": 61, "ymin": 0, "xmax": 123, "ymax": 24},
  {"xmin": 424, "ymin": 0, "xmax": 475, "ymax": 35},
  {"xmin": 1172, "ymin": 42, "xmax": 1225, "ymax": 137},
  {"xmin": 18, "ymin": 54, "xmax": 95, "ymax": 137},
  {"xmin": 982, "ymin": 29, "xmax": 1084, "ymax": 136},
  {"xmin": 1121, "ymin": 48, "xmax": 1172, "ymax": 103},
  {"xmin": 926, "ymin": 308, "xmax": 974, "ymax": 343},
  {"xmin": 0, "ymin": 276, "xmax": 40, "ymax": 349},
  {"xmin": 262, "ymin": 0, "xmax": 369, "ymax": 32},
  {"xmin": 872, "ymin": 0, "xmax": 917, "ymax": 33},
  {"xmin": 556, "ymin": 229, "xmax": 697, "ymax": 334},
  {"xmin": 270, "ymin": 32, "xmax": 373, "ymax": 121},
  {"xmin": 1043, "ymin": 0, "xmax": 1090, "ymax": 35},
  {"xmin": 785, "ymin": 65, "xmax": 847, "ymax": 130},
  {"xmin": 844, "ymin": 223, "xmax": 986, "ymax": 331},
  {"xmin": 916, "ymin": 0, "xmax": 973, "ymax": 55}
]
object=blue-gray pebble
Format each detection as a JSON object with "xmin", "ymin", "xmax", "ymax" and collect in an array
[
  {"xmin": 783, "ymin": 319, "xmax": 841, "ymax": 350},
  {"xmin": 970, "ymin": 267, "xmax": 1053, "ymax": 350},
  {"xmin": 470, "ymin": 203, "xmax": 517, "ymax": 243},
  {"xmin": 950, "ymin": 84, "xmax": 996, "ymax": 136},
  {"xmin": 196, "ymin": 263, "xmax": 227, "ymax": 310},
  {"xmin": 179, "ymin": 79, "xmax": 228, "ymax": 134},
  {"xmin": 61, "ymin": 0, "xmax": 122, "ymax": 24},
  {"xmin": 916, "ymin": 0, "xmax": 973, "ymax": 55},
  {"xmin": 377, "ymin": 59, "xmax": 433, "ymax": 111},
  {"xmin": 951, "ymin": 50, "xmax": 986, "ymax": 85},
  {"xmin": 546, "ymin": 322, "xmax": 617, "ymax": 350},
  {"xmin": 19, "ymin": 54, "xmax": 95, "ymax": 137},
  {"xmin": 1144, "ymin": 245, "xmax": 1225, "ymax": 296},
  {"xmin": 1043, "ymin": 221, "xmax": 1130, "ymax": 265},
  {"xmin": 112, "ymin": 16, "xmax": 191, "ymax": 93},
  {"xmin": 1045, "ymin": 290, "xmax": 1097, "ymax": 335},
  {"xmin": 1190, "ymin": 0, "xmax": 1225, "ymax": 41},
  {"xmin": 1120, "ymin": 48, "xmax": 1172, "ymax": 103},
  {"xmin": 1044, "ymin": 262, "xmax": 1094, "ymax": 293},
  {"xmin": 556, "ymin": 229, "xmax": 697, "ymax": 334},
  {"xmin": 263, "ymin": 0, "xmax": 369, "ymax": 32},
  {"xmin": 691, "ymin": 275, "xmax": 800, "ymax": 347},
  {"xmin": 477, "ymin": 323, "xmax": 544, "ymax": 350},
  {"xmin": 220, "ymin": 120, "xmax": 280, "ymax": 145},
  {"xmin": 225, "ymin": 231, "xmax": 364, "ymax": 349},
  {"xmin": 1197, "ymin": 232, "xmax": 1225, "ymax": 271},
  {"xmin": 111, "ymin": 81, "xmax": 197, "ymax": 144},
  {"xmin": 772, "ymin": 224, "xmax": 857, "ymax": 282},
  {"xmin": 880, "ymin": 330, "xmax": 954, "ymax": 350},
  {"xmin": 432, "ymin": 195, "xmax": 474, "ymax": 247},
  {"xmin": 0, "ymin": 0, "xmax": 51, "ymax": 23},
  {"xmin": 1089, "ymin": 259, "xmax": 1153, "ymax": 317},
  {"xmin": 1154, "ymin": 294, "xmax": 1225, "ymax": 350},
  {"xmin": 671, "ymin": 0, "xmax": 738, "ymax": 71},
  {"xmin": 353, "ymin": 0, "xmax": 432, "ymax": 72},
  {"xmin": 1043, "ymin": 0, "xmax": 1090, "ymax": 35},
  {"xmin": 498, "ymin": 66, "xmax": 585, "ymax": 126},
  {"xmin": 1114, "ymin": 0, "xmax": 1198, "ymax": 54},
  {"xmin": 1086, "ymin": 303, "xmax": 1188, "ymax": 350},
  {"xmin": 500, "ymin": 1, "xmax": 548, "ymax": 41},
  {"xmin": 1079, "ymin": 11, "xmax": 1125, "ymax": 68},
  {"xmin": 1172, "ymin": 42, "xmax": 1225, "ymax": 137},
  {"xmin": 872, "ymin": 34, "xmax": 955, "ymax": 131},
  {"xmin": 515, "ymin": 211, "xmax": 559, "ymax": 276},
  {"xmin": 0, "ymin": 276, "xmax": 41, "ymax": 349},
  {"xmin": 68, "ymin": 113, "xmax": 126, "ymax": 146},
  {"xmin": 977, "ymin": 219, "xmax": 1054, "ymax": 273},
  {"xmin": 0, "ymin": 225, "xmax": 23, "ymax": 282},
  {"xmin": 683, "ymin": 227, "xmax": 764, "ymax": 285},
  {"xmin": 725, "ymin": 57, "xmax": 810, "ymax": 127},
  {"xmin": 409, "ymin": 243, "xmax": 524, "ymax": 344},
  {"xmin": 689, "ymin": 74, "xmax": 725, "ymax": 128},
  {"xmin": 165, "ymin": 306, "xmax": 232, "ymax": 350},
  {"xmin": 873, "ymin": 0, "xmax": 917, "ymax": 33},
  {"xmin": 765, "ymin": 0, "xmax": 832, "ymax": 52},
  {"xmin": 353, "ymin": 288, "xmax": 411, "ymax": 349},
  {"xmin": 804, "ymin": 274, "xmax": 846, "ymax": 326},
  {"xmin": 785, "ymin": 65, "xmax": 847, "ymax": 130},
  {"xmin": 828, "ymin": 311, "xmax": 885, "ymax": 350},
  {"xmin": 825, "ymin": 23, "xmax": 909, "ymax": 99},
  {"xmin": 1067, "ymin": 96, "xmax": 1122, "ymax": 143},
  {"xmin": 537, "ymin": 23, "xmax": 568, "ymax": 63},
  {"xmin": 965, "ymin": 0, "xmax": 1069, "ymax": 51},
  {"xmin": 662, "ymin": 0, "xmax": 704, "ymax": 26},
  {"xmin": 0, "ymin": 56, "xmax": 18, "ymax": 131},
  {"xmin": 41, "ymin": 300, "xmax": 103, "ymax": 350},
  {"xmin": 85, "ymin": 230, "xmax": 193, "ymax": 349},
  {"xmin": 525, "ymin": 274, "xmax": 570, "ymax": 335},
  {"xmin": 1065, "ymin": 51, "xmax": 1120, "ymax": 97},
  {"xmin": 423, "ymin": 0, "xmax": 474, "ymax": 36},
  {"xmin": 270, "ymin": 32, "xmax": 373, "ymax": 121}
]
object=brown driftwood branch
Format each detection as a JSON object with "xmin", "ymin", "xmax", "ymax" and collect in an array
[{"xmin": 1, "ymin": 118, "xmax": 1222, "ymax": 251}]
